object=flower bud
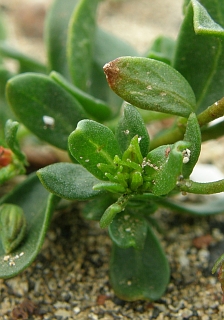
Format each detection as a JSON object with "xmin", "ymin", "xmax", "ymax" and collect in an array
[
  {"xmin": 0, "ymin": 147, "xmax": 12, "ymax": 168},
  {"xmin": 130, "ymin": 171, "xmax": 143, "ymax": 191},
  {"xmin": 100, "ymin": 203, "xmax": 123, "ymax": 229},
  {"xmin": 0, "ymin": 204, "xmax": 26, "ymax": 254}
]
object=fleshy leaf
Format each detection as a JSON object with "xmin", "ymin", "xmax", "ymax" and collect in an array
[
  {"xmin": 192, "ymin": 0, "xmax": 224, "ymax": 36},
  {"xmin": 6, "ymin": 73, "xmax": 86, "ymax": 150},
  {"xmin": 145, "ymin": 141, "xmax": 190, "ymax": 196},
  {"xmin": 44, "ymin": 0, "xmax": 79, "ymax": 78},
  {"xmin": 4, "ymin": 120, "xmax": 27, "ymax": 164},
  {"xmin": 108, "ymin": 211, "xmax": 147, "ymax": 250},
  {"xmin": 37, "ymin": 163, "xmax": 103, "ymax": 200},
  {"xmin": 110, "ymin": 225, "xmax": 170, "ymax": 301},
  {"xmin": 0, "ymin": 204, "xmax": 26, "ymax": 254},
  {"xmin": 182, "ymin": 113, "xmax": 201, "ymax": 178},
  {"xmin": 173, "ymin": 1, "xmax": 224, "ymax": 113},
  {"xmin": 157, "ymin": 195, "xmax": 224, "ymax": 216},
  {"xmin": 0, "ymin": 173, "xmax": 59, "ymax": 278},
  {"xmin": 146, "ymin": 35, "xmax": 176, "ymax": 65},
  {"xmin": 67, "ymin": 0, "xmax": 100, "ymax": 91},
  {"xmin": 50, "ymin": 71, "xmax": 112, "ymax": 121},
  {"xmin": 90, "ymin": 28, "xmax": 138, "ymax": 115},
  {"xmin": 116, "ymin": 104, "xmax": 150, "ymax": 156},
  {"xmin": 82, "ymin": 194, "xmax": 114, "ymax": 221},
  {"xmin": 68, "ymin": 120, "xmax": 121, "ymax": 180},
  {"xmin": 104, "ymin": 56, "xmax": 196, "ymax": 117}
]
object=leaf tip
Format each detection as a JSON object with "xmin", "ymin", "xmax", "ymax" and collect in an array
[{"xmin": 103, "ymin": 59, "xmax": 120, "ymax": 89}]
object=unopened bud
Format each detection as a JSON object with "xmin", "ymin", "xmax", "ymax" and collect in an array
[
  {"xmin": 0, "ymin": 204, "xmax": 26, "ymax": 254},
  {"xmin": 0, "ymin": 147, "xmax": 12, "ymax": 167}
]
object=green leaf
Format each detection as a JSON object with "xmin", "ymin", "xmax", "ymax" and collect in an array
[
  {"xmin": 0, "ymin": 11, "xmax": 7, "ymax": 41},
  {"xmin": 0, "ymin": 41, "xmax": 46, "ymax": 74},
  {"xmin": 90, "ymin": 28, "xmax": 138, "ymax": 115},
  {"xmin": 110, "ymin": 225, "xmax": 170, "ymax": 301},
  {"xmin": 0, "ymin": 204, "xmax": 26, "ymax": 254},
  {"xmin": 182, "ymin": 113, "xmax": 201, "ymax": 178},
  {"xmin": 104, "ymin": 56, "xmax": 196, "ymax": 117},
  {"xmin": 67, "ymin": 0, "xmax": 100, "ymax": 91},
  {"xmin": 145, "ymin": 141, "xmax": 190, "ymax": 196},
  {"xmin": 93, "ymin": 181, "xmax": 126, "ymax": 194},
  {"xmin": 146, "ymin": 35, "xmax": 176, "ymax": 65},
  {"xmin": 192, "ymin": 0, "xmax": 224, "ymax": 36},
  {"xmin": 100, "ymin": 202, "xmax": 123, "ymax": 229},
  {"xmin": 94, "ymin": 28, "xmax": 139, "ymax": 68},
  {"xmin": 6, "ymin": 73, "xmax": 86, "ymax": 150},
  {"xmin": 0, "ymin": 173, "xmax": 59, "ymax": 278},
  {"xmin": 4, "ymin": 120, "xmax": 27, "ymax": 164},
  {"xmin": 158, "ymin": 195, "xmax": 224, "ymax": 216},
  {"xmin": 68, "ymin": 120, "xmax": 121, "ymax": 180},
  {"xmin": 44, "ymin": 0, "xmax": 79, "ymax": 78},
  {"xmin": 82, "ymin": 194, "xmax": 114, "ymax": 221},
  {"xmin": 108, "ymin": 211, "xmax": 147, "ymax": 250},
  {"xmin": 116, "ymin": 104, "xmax": 150, "ymax": 156},
  {"xmin": 173, "ymin": 1, "xmax": 224, "ymax": 113},
  {"xmin": 50, "ymin": 71, "xmax": 112, "ymax": 121},
  {"xmin": 37, "ymin": 163, "xmax": 102, "ymax": 200}
]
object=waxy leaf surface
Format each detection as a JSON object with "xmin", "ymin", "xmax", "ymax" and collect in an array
[
  {"xmin": 182, "ymin": 113, "xmax": 201, "ymax": 178},
  {"xmin": 67, "ymin": 0, "xmax": 100, "ymax": 91},
  {"xmin": 0, "ymin": 173, "xmax": 59, "ymax": 278},
  {"xmin": 116, "ymin": 104, "xmax": 150, "ymax": 156},
  {"xmin": 50, "ymin": 71, "xmax": 112, "ymax": 121},
  {"xmin": 110, "ymin": 225, "xmax": 170, "ymax": 301},
  {"xmin": 109, "ymin": 211, "xmax": 147, "ymax": 250},
  {"xmin": 37, "ymin": 163, "xmax": 102, "ymax": 200},
  {"xmin": 104, "ymin": 56, "xmax": 196, "ymax": 117},
  {"xmin": 45, "ymin": 0, "xmax": 79, "ymax": 78},
  {"xmin": 146, "ymin": 141, "xmax": 189, "ymax": 196},
  {"xmin": 6, "ymin": 73, "xmax": 86, "ymax": 150},
  {"xmin": 174, "ymin": 0, "xmax": 224, "ymax": 113},
  {"xmin": 68, "ymin": 120, "xmax": 121, "ymax": 180}
]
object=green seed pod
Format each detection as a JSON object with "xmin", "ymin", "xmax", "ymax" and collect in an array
[{"xmin": 0, "ymin": 203, "xmax": 26, "ymax": 254}]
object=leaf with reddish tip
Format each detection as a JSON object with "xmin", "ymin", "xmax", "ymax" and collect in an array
[{"xmin": 103, "ymin": 56, "xmax": 196, "ymax": 118}]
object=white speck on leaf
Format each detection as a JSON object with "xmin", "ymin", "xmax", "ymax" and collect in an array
[
  {"xmin": 182, "ymin": 149, "xmax": 191, "ymax": 164},
  {"xmin": 43, "ymin": 115, "xmax": 55, "ymax": 129}
]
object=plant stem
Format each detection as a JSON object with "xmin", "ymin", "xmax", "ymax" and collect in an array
[
  {"xmin": 150, "ymin": 97, "xmax": 224, "ymax": 149},
  {"xmin": 197, "ymin": 97, "xmax": 224, "ymax": 126},
  {"xmin": 150, "ymin": 118, "xmax": 187, "ymax": 149},
  {"xmin": 179, "ymin": 179, "xmax": 224, "ymax": 194}
]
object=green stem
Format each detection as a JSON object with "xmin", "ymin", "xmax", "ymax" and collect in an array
[
  {"xmin": 179, "ymin": 179, "xmax": 224, "ymax": 194},
  {"xmin": 151, "ymin": 97, "xmax": 224, "ymax": 149},
  {"xmin": 197, "ymin": 97, "xmax": 224, "ymax": 127},
  {"xmin": 150, "ymin": 118, "xmax": 187, "ymax": 149}
]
